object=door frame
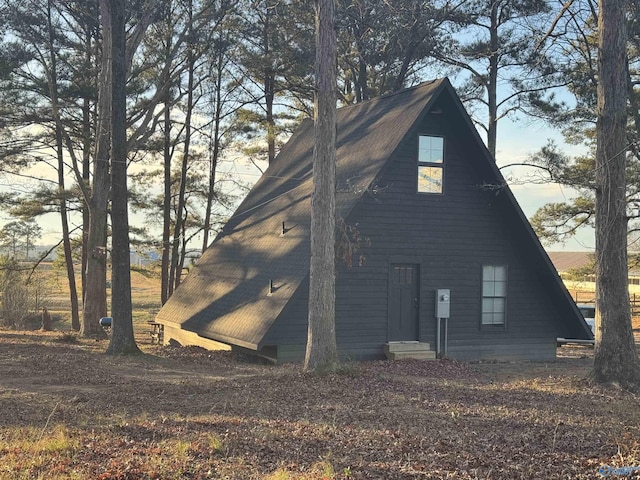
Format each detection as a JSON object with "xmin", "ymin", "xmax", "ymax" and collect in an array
[{"xmin": 387, "ymin": 263, "xmax": 420, "ymax": 341}]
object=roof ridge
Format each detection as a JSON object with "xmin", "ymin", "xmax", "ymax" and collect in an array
[{"xmin": 336, "ymin": 79, "xmax": 442, "ymax": 113}]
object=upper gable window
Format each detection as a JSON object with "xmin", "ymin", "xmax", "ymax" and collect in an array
[{"xmin": 417, "ymin": 135, "xmax": 444, "ymax": 194}]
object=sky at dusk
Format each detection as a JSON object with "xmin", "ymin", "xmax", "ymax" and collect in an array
[{"xmin": 0, "ymin": 94, "xmax": 594, "ymax": 254}]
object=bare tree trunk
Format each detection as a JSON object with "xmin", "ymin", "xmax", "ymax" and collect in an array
[
  {"xmin": 41, "ymin": 307, "xmax": 52, "ymax": 331},
  {"xmin": 59, "ymin": 182, "xmax": 80, "ymax": 330},
  {"xmin": 106, "ymin": 0, "xmax": 139, "ymax": 355},
  {"xmin": 264, "ymin": 0, "xmax": 276, "ymax": 164},
  {"xmin": 265, "ymin": 72, "xmax": 276, "ymax": 164},
  {"xmin": 44, "ymin": 0, "xmax": 80, "ymax": 331},
  {"xmin": 176, "ymin": 217, "xmax": 188, "ymax": 283},
  {"xmin": 81, "ymin": 27, "xmax": 93, "ymax": 314},
  {"xmin": 170, "ymin": 0, "xmax": 195, "ymax": 294},
  {"xmin": 81, "ymin": 93, "xmax": 91, "ymax": 319},
  {"xmin": 159, "ymin": 4, "xmax": 175, "ymax": 305},
  {"xmin": 161, "ymin": 98, "xmax": 172, "ymax": 305},
  {"xmin": 357, "ymin": 52, "xmax": 368, "ymax": 102},
  {"xmin": 592, "ymin": 0, "xmax": 640, "ymax": 390},
  {"xmin": 81, "ymin": 0, "xmax": 110, "ymax": 337},
  {"xmin": 202, "ymin": 58, "xmax": 224, "ymax": 252},
  {"xmin": 305, "ymin": 0, "xmax": 338, "ymax": 372},
  {"xmin": 486, "ymin": 1, "xmax": 499, "ymax": 159}
]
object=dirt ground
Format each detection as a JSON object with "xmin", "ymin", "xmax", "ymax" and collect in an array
[{"xmin": 0, "ymin": 329, "xmax": 639, "ymax": 479}]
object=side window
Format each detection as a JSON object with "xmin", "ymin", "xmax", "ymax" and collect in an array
[
  {"xmin": 417, "ymin": 135, "xmax": 444, "ymax": 194},
  {"xmin": 482, "ymin": 265, "xmax": 507, "ymax": 327}
]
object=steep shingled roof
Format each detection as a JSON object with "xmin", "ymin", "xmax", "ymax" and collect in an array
[{"xmin": 156, "ymin": 79, "xmax": 449, "ymax": 348}]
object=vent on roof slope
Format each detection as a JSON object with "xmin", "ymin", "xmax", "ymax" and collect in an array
[{"xmin": 280, "ymin": 221, "xmax": 296, "ymax": 236}]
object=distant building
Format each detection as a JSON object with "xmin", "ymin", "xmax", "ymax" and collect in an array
[
  {"xmin": 548, "ymin": 251, "xmax": 640, "ymax": 286},
  {"xmin": 547, "ymin": 251, "xmax": 593, "ymax": 275}
]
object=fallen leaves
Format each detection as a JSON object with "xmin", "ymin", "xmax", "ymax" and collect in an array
[{"xmin": 0, "ymin": 331, "xmax": 639, "ymax": 479}]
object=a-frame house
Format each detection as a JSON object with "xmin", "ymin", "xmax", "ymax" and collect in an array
[{"xmin": 155, "ymin": 78, "xmax": 592, "ymax": 362}]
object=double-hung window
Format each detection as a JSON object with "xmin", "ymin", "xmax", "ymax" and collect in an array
[
  {"xmin": 482, "ymin": 265, "xmax": 507, "ymax": 327},
  {"xmin": 417, "ymin": 135, "xmax": 444, "ymax": 194}
]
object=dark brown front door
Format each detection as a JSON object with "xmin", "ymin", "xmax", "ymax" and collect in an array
[{"xmin": 388, "ymin": 264, "xmax": 419, "ymax": 341}]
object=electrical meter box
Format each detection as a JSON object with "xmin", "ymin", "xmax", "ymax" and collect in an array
[{"xmin": 435, "ymin": 288, "xmax": 451, "ymax": 318}]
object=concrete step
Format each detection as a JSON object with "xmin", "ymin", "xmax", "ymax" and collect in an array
[
  {"xmin": 384, "ymin": 342, "xmax": 436, "ymax": 360},
  {"xmin": 386, "ymin": 350, "xmax": 437, "ymax": 360},
  {"xmin": 384, "ymin": 341, "xmax": 432, "ymax": 353}
]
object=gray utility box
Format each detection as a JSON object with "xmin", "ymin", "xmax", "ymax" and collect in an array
[{"xmin": 435, "ymin": 288, "xmax": 451, "ymax": 318}]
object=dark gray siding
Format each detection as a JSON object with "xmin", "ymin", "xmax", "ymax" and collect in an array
[
  {"xmin": 264, "ymin": 273, "xmax": 390, "ymax": 362},
  {"xmin": 264, "ymin": 95, "xmax": 566, "ymax": 362},
  {"xmin": 331, "ymin": 95, "xmax": 562, "ymax": 361}
]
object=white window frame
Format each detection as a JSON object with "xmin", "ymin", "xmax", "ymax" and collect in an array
[
  {"xmin": 417, "ymin": 135, "xmax": 444, "ymax": 194},
  {"xmin": 481, "ymin": 265, "xmax": 507, "ymax": 327}
]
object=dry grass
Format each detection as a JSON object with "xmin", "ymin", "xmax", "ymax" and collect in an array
[
  {"xmin": 0, "ymin": 330, "xmax": 639, "ymax": 479},
  {"xmin": 38, "ymin": 265, "xmax": 162, "ymax": 344}
]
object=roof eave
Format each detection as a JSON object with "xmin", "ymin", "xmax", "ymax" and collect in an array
[{"xmin": 198, "ymin": 330, "xmax": 261, "ymax": 351}]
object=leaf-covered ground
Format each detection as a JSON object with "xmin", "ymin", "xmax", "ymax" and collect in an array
[{"xmin": 0, "ymin": 330, "xmax": 638, "ymax": 479}]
